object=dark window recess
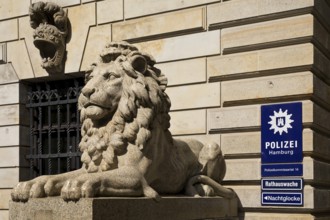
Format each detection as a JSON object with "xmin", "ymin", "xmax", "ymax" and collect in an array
[{"xmin": 26, "ymin": 78, "xmax": 84, "ymax": 178}]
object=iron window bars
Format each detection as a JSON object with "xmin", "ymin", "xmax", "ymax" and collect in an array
[{"xmin": 26, "ymin": 78, "xmax": 84, "ymax": 178}]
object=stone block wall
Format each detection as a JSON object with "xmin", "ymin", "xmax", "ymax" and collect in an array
[{"xmin": 0, "ymin": 0, "xmax": 330, "ymax": 219}]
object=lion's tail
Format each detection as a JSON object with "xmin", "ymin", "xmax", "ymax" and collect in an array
[{"xmin": 185, "ymin": 175, "xmax": 235, "ymax": 199}]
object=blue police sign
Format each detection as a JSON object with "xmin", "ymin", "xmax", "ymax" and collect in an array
[
  {"xmin": 261, "ymin": 103, "xmax": 303, "ymax": 164},
  {"xmin": 261, "ymin": 163, "xmax": 303, "ymax": 177},
  {"xmin": 261, "ymin": 192, "xmax": 303, "ymax": 206},
  {"xmin": 262, "ymin": 178, "xmax": 303, "ymax": 191}
]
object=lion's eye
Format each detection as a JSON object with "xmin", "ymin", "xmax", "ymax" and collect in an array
[
  {"xmin": 103, "ymin": 72, "xmax": 110, "ymax": 79},
  {"xmin": 103, "ymin": 72, "xmax": 117, "ymax": 80}
]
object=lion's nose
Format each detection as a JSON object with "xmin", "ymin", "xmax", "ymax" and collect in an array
[{"xmin": 82, "ymin": 86, "xmax": 95, "ymax": 98}]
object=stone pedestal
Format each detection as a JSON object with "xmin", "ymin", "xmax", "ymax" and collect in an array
[{"xmin": 9, "ymin": 196, "xmax": 238, "ymax": 220}]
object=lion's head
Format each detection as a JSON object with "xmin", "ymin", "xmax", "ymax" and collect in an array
[
  {"xmin": 29, "ymin": 1, "xmax": 70, "ymax": 74},
  {"xmin": 78, "ymin": 42, "xmax": 171, "ymax": 173}
]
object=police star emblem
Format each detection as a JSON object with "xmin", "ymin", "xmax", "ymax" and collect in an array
[{"xmin": 268, "ymin": 108, "xmax": 294, "ymax": 135}]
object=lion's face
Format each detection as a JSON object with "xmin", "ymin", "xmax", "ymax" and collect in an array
[
  {"xmin": 78, "ymin": 62, "xmax": 124, "ymax": 121},
  {"xmin": 29, "ymin": 2, "xmax": 69, "ymax": 74}
]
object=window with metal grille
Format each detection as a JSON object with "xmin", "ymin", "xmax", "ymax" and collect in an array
[{"xmin": 26, "ymin": 78, "xmax": 84, "ymax": 178}]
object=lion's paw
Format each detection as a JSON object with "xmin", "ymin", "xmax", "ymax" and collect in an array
[
  {"xmin": 29, "ymin": 182, "xmax": 46, "ymax": 198},
  {"xmin": 61, "ymin": 180, "xmax": 82, "ymax": 201},
  {"xmin": 11, "ymin": 182, "xmax": 31, "ymax": 202},
  {"xmin": 81, "ymin": 180, "xmax": 97, "ymax": 198},
  {"xmin": 44, "ymin": 179, "xmax": 59, "ymax": 196},
  {"xmin": 11, "ymin": 181, "xmax": 46, "ymax": 202}
]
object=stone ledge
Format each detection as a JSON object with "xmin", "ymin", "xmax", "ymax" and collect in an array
[{"xmin": 10, "ymin": 196, "xmax": 238, "ymax": 220}]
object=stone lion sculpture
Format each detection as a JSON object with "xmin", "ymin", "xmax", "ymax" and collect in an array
[{"xmin": 12, "ymin": 42, "xmax": 234, "ymax": 202}]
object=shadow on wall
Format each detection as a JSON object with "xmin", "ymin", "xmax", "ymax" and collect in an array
[{"xmin": 238, "ymin": 197, "xmax": 245, "ymax": 220}]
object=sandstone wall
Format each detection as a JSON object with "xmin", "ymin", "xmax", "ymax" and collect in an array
[{"xmin": 0, "ymin": 0, "xmax": 330, "ymax": 219}]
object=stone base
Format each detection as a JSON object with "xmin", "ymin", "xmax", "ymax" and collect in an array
[{"xmin": 9, "ymin": 196, "xmax": 238, "ymax": 220}]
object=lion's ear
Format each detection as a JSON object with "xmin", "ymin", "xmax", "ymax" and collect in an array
[{"xmin": 130, "ymin": 55, "xmax": 147, "ymax": 74}]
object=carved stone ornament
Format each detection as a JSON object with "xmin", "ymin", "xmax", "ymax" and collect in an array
[
  {"xmin": 11, "ymin": 42, "xmax": 235, "ymax": 202},
  {"xmin": 29, "ymin": 1, "xmax": 70, "ymax": 74}
]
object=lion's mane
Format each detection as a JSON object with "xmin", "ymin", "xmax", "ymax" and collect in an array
[{"xmin": 79, "ymin": 42, "xmax": 172, "ymax": 173}]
